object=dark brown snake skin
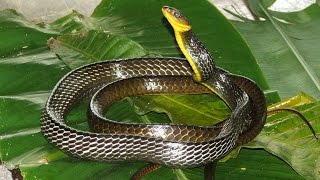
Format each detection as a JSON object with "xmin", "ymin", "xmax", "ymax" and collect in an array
[{"xmin": 40, "ymin": 57, "xmax": 267, "ymax": 168}]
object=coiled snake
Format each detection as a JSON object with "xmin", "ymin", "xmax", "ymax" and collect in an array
[{"xmin": 41, "ymin": 6, "xmax": 267, "ymax": 179}]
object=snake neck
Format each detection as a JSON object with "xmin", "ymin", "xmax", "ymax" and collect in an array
[{"xmin": 174, "ymin": 30, "xmax": 215, "ymax": 82}]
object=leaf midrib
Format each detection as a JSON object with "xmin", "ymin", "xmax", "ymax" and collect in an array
[{"xmin": 162, "ymin": 95, "xmax": 225, "ymax": 121}]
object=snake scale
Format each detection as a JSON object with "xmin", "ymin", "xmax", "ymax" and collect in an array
[{"xmin": 41, "ymin": 6, "xmax": 267, "ymax": 176}]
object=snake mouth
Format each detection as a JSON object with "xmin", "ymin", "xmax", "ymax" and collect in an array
[{"xmin": 162, "ymin": 6, "xmax": 191, "ymax": 32}]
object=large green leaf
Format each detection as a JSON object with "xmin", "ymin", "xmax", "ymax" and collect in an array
[
  {"xmin": 0, "ymin": 0, "xmax": 319, "ymax": 179},
  {"xmin": 245, "ymin": 94, "xmax": 320, "ymax": 179},
  {"xmin": 232, "ymin": 1, "xmax": 320, "ymax": 99},
  {"xmin": 0, "ymin": 9, "xmax": 56, "ymax": 57},
  {"xmin": 46, "ymin": 0, "xmax": 270, "ymax": 90},
  {"xmin": 231, "ymin": 6, "xmax": 320, "ymax": 177},
  {"xmin": 48, "ymin": 30, "xmax": 148, "ymax": 68}
]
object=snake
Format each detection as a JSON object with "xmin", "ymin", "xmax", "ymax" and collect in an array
[{"xmin": 41, "ymin": 6, "xmax": 267, "ymax": 177}]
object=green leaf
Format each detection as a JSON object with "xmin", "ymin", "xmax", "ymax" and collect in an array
[
  {"xmin": 130, "ymin": 94, "xmax": 229, "ymax": 126},
  {"xmin": 0, "ymin": 9, "xmax": 56, "ymax": 57},
  {"xmin": 48, "ymin": 30, "xmax": 148, "ymax": 68},
  {"xmin": 245, "ymin": 100, "xmax": 320, "ymax": 179},
  {"xmin": 232, "ymin": 2, "xmax": 320, "ymax": 99},
  {"xmin": 47, "ymin": 0, "xmax": 270, "ymax": 92}
]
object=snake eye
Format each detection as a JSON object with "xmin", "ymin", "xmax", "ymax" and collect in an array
[{"xmin": 173, "ymin": 11, "xmax": 181, "ymax": 18}]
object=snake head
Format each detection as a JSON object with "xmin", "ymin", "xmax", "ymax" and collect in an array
[{"xmin": 162, "ymin": 6, "xmax": 191, "ymax": 32}]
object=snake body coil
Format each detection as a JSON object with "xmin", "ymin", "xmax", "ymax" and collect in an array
[{"xmin": 41, "ymin": 7, "xmax": 266, "ymax": 169}]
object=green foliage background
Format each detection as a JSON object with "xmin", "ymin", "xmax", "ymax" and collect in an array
[{"xmin": 0, "ymin": 0, "xmax": 319, "ymax": 179}]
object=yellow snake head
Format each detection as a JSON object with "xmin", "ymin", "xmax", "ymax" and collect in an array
[{"xmin": 162, "ymin": 6, "xmax": 191, "ymax": 32}]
